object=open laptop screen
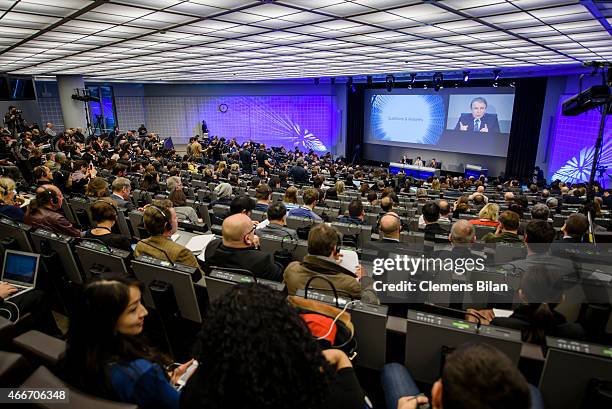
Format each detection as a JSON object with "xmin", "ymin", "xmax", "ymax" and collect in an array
[{"xmin": 2, "ymin": 250, "xmax": 38, "ymax": 285}]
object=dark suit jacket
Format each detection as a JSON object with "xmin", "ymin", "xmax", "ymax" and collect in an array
[
  {"xmin": 423, "ymin": 223, "xmax": 450, "ymax": 242},
  {"xmin": 455, "ymin": 113, "xmax": 500, "ymax": 133},
  {"xmin": 111, "ymin": 193, "xmax": 134, "ymax": 211},
  {"xmin": 289, "ymin": 165, "xmax": 309, "ymax": 183},
  {"xmin": 204, "ymin": 239, "xmax": 284, "ymax": 282}
]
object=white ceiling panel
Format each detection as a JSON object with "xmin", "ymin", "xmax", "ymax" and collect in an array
[{"xmin": 0, "ymin": 0, "xmax": 607, "ymax": 80}]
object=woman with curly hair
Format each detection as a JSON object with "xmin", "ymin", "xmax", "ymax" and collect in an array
[{"xmin": 181, "ymin": 284, "xmax": 365, "ymax": 409}]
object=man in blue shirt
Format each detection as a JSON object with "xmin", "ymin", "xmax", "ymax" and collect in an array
[
  {"xmin": 287, "ymin": 188, "xmax": 322, "ymax": 221},
  {"xmin": 338, "ymin": 199, "xmax": 365, "ymax": 225}
]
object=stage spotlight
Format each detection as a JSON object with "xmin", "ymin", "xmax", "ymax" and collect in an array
[
  {"xmin": 367, "ymin": 75, "xmax": 373, "ymax": 86},
  {"xmin": 385, "ymin": 74, "xmax": 395, "ymax": 92},
  {"xmin": 423, "ymin": 83, "xmax": 428, "ymax": 89},
  {"xmin": 463, "ymin": 71, "xmax": 470, "ymax": 83},
  {"xmin": 432, "ymin": 72, "xmax": 443, "ymax": 92},
  {"xmin": 314, "ymin": 78, "xmax": 319, "ymax": 86},
  {"xmin": 509, "ymin": 81, "xmax": 516, "ymax": 88}
]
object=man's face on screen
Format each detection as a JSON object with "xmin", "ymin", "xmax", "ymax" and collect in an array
[{"xmin": 471, "ymin": 101, "xmax": 486, "ymax": 119}]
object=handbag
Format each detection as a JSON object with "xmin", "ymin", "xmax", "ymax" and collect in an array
[{"xmin": 288, "ymin": 275, "xmax": 357, "ymax": 358}]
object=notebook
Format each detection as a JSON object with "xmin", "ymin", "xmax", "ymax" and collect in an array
[{"xmin": 1, "ymin": 250, "xmax": 40, "ymax": 300}]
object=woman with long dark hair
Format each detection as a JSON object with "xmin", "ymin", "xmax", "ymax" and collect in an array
[
  {"xmin": 61, "ymin": 277, "xmax": 193, "ymax": 409},
  {"xmin": 181, "ymin": 284, "xmax": 365, "ymax": 409}
]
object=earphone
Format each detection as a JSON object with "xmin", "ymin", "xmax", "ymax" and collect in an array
[
  {"xmin": 149, "ymin": 205, "xmax": 172, "ymax": 231},
  {"xmin": 93, "ymin": 200, "xmax": 118, "ymax": 218},
  {"xmin": 39, "ymin": 188, "xmax": 58, "ymax": 205}
]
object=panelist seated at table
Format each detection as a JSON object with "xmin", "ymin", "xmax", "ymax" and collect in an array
[
  {"xmin": 401, "ymin": 155, "xmax": 413, "ymax": 165},
  {"xmin": 428, "ymin": 158, "xmax": 441, "ymax": 169},
  {"xmin": 413, "ymin": 156, "xmax": 424, "ymax": 167},
  {"xmin": 454, "ymin": 97, "xmax": 500, "ymax": 133}
]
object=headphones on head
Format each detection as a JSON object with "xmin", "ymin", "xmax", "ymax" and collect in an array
[
  {"xmin": 39, "ymin": 187, "xmax": 59, "ymax": 206},
  {"xmin": 149, "ymin": 205, "xmax": 172, "ymax": 232},
  {"xmin": 93, "ymin": 200, "xmax": 118, "ymax": 218}
]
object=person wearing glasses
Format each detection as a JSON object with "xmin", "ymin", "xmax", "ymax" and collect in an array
[{"xmin": 203, "ymin": 213, "xmax": 284, "ymax": 281}]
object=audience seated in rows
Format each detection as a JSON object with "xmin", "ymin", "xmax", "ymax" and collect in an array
[
  {"xmin": 284, "ymin": 223, "xmax": 365, "ymax": 300},
  {"xmin": 338, "ymin": 199, "xmax": 365, "ymax": 225},
  {"xmin": 84, "ymin": 197, "xmax": 132, "ymax": 251},
  {"xmin": 25, "ymin": 184, "xmax": 81, "ymax": 237},
  {"xmin": 287, "ymin": 187, "xmax": 323, "ymax": 221},
  {"xmin": 204, "ymin": 213, "xmax": 284, "ymax": 281},
  {"xmin": 134, "ymin": 199, "xmax": 202, "ymax": 281},
  {"xmin": 255, "ymin": 201, "xmax": 298, "ymax": 240},
  {"xmin": 0, "ymin": 176, "xmax": 24, "ymax": 221},
  {"xmin": 381, "ymin": 344, "xmax": 534, "ymax": 409},
  {"xmin": 110, "ymin": 176, "xmax": 134, "ymax": 210},
  {"xmin": 481, "ymin": 210, "xmax": 522, "ymax": 243}
]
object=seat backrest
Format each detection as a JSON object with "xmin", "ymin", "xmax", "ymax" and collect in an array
[{"xmin": 21, "ymin": 366, "xmax": 138, "ymax": 409}]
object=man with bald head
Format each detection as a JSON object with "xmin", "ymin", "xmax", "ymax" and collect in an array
[
  {"xmin": 25, "ymin": 184, "xmax": 81, "ymax": 237},
  {"xmin": 379, "ymin": 212, "xmax": 402, "ymax": 242},
  {"xmin": 204, "ymin": 213, "xmax": 284, "ymax": 281},
  {"xmin": 449, "ymin": 219, "xmax": 476, "ymax": 245}
]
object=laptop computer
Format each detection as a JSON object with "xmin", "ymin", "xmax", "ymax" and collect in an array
[{"xmin": 1, "ymin": 250, "xmax": 40, "ymax": 300}]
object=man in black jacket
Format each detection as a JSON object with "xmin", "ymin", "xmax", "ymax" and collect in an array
[
  {"xmin": 422, "ymin": 201, "xmax": 449, "ymax": 242},
  {"xmin": 204, "ymin": 213, "xmax": 284, "ymax": 281},
  {"xmin": 288, "ymin": 158, "xmax": 309, "ymax": 183}
]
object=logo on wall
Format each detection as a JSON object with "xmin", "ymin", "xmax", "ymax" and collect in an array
[
  {"xmin": 288, "ymin": 121, "xmax": 327, "ymax": 152},
  {"xmin": 551, "ymin": 139, "xmax": 611, "ymax": 185}
]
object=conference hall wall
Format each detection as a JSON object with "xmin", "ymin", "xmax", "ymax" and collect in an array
[
  {"xmin": 36, "ymin": 81, "xmax": 347, "ymax": 158},
  {"xmin": 536, "ymin": 75, "xmax": 612, "ymax": 188},
  {"xmin": 361, "ymin": 86, "xmax": 516, "ymax": 176}
]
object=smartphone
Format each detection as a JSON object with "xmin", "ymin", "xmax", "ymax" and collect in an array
[{"xmin": 176, "ymin": 360, "xmax": 198, "ymax": 391}]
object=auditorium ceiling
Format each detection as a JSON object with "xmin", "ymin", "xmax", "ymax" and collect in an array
[{"xmin": 0, "ymin": 0, "xmax": 610, "ymax": 81}]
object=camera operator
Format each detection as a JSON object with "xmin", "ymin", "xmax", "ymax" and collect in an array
[{"xmin": 4, "ymin": 106, "xmax": 24, "ymax": 137}]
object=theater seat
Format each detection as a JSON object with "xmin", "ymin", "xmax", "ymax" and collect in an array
[
  {"xmin": 21, "ymin": 366, "xmax": 138, "ymax": 409},
  {"xmin": 0, "ymin": 351, "xmax": 31, "ymax": 386},
  {"xmin": 0, "ymin": 316, "xmax": 14, "ymax": 346},
  {"xmin": 13, "ymin": 330, "xmax": 66, "ymax": 367}
]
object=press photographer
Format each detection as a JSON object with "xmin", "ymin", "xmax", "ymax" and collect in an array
[{"xmin": 4, "ymin": 105, "xmax": 25, "ymax": 137}]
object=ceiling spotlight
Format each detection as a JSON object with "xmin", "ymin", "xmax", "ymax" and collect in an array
[
  {"xmin": 314, "ymin": 78, "xmax": 319, "ymax": 86},
  {"xmin": 509, "ymin": 81, "xmax": 516, "ymax": 88},
  {"xmin": 463, "ymin": 71, "xmax": 470, "ymax": 83},
  {"xmin": 432, "ymin": 72, "xmax": 443, "ymax": 92},
  {"xmin": 385, "ymin": 74, "xmax": 395, "ymax": 92},
  {"xmin": 423, "ymin": 83, "xmax": 428, "ymax": 89},
  {"xmin": 492, "ymin": 82, "xmax": 498, "ymax": 88},
  {"xmin": 493, "ymin": 69, "xmax": 501, "ymax": 81}
]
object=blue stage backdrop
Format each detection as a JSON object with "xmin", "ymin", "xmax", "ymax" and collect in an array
[
  {"xmin": 144, "ymin": 95, "xmax": 338, "ymax": 153},
  {"xmin": 548, "ymin": 95, "xmax": 611, "ymax": 188}
]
